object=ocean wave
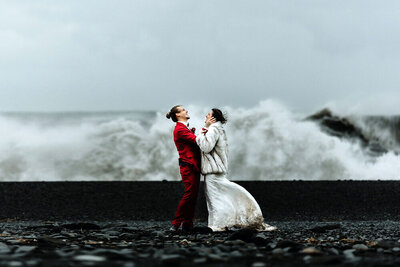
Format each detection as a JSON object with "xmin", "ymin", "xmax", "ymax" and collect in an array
[{"xmin": 0, "ymin": 100, "xmax": 399, "ymax": 181}]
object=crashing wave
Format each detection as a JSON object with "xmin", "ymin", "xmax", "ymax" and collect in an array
[{"xmin": 0, "ymin": 100, "xmax": 399, "ymax": 181}]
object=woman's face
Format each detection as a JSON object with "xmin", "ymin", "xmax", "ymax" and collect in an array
[{"xmin": 206, "ymin": 110, "xmax": 213, "ymax": 121}]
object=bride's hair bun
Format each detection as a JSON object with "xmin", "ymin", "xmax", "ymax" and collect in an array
[
  {"xmin": 166, "ymin": 111, "xmax": 171, "ymax": 119},
  {"xmin": 212, "ymin": 108, "xmax": 228, "ymax": 124}
]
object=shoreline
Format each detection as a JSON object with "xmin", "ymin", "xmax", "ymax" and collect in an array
[
  {"xmin": 0, "ymin": 220, "xmax": 399, "ymax": 266},
  {"xmin": 0, "ymin": 181, "xmax": 400, "ymax": 221}
]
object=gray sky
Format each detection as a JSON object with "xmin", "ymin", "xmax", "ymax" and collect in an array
[{"xmin": 1, "ymin": 0, "xmax": 400, "ymax": 114}]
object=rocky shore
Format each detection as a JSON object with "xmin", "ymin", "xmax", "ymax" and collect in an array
[
  {"xmin": 1, "ymin": 220, "xmax": 400, "ymax": 266},
  {"xmin": 3, "ymin": 181, "xmax": 400, "ymax": 222}
]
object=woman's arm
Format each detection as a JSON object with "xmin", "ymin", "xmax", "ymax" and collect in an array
[{"xmin": 196, "ymin": 126, "xmax": 220, "ymax": 153}]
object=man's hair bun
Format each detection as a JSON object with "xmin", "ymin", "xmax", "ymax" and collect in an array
[{"xmin": 166, "ymin": 105, "xmax": 181, "ymax": 122}]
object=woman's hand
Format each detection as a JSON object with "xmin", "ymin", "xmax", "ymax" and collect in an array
[{"xmin": 205, "ymin": 117, "xmax": 217, "ymax": 128}]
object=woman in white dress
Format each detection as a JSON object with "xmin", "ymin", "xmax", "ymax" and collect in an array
[{"xmin": 196, "ymin": 108, "xmax": 277, "ymax": 232}]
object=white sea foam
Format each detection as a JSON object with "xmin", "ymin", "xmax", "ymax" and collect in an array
[{"xmin": 0, "ymin": 100, "xmax": 399, "ymax": 181}]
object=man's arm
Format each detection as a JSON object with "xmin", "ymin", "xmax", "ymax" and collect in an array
[{"xmin": 177, "ymin": 128, "xmax": 197, "ymax": 144}]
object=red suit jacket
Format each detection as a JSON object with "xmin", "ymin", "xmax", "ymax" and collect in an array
[{"xmin": 173, "ymin": 122, "xmax": 201, "ymax": 172}]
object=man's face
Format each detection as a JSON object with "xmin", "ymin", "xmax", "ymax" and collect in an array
[{"xmin": 176, "ymin": 106, "xmax": 190, "ymax": 121}]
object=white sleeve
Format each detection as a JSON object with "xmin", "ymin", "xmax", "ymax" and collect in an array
[{"xmin": 196, "ymin": 126, "xmax": 220, "ymax": 153}]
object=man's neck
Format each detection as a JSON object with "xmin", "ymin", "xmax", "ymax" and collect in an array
[
  {"xmin": 177, "ymin": 118, "xmax": 188, "ymax": 123},
  {"xmin": 177, "ymin": 121, "xmax": 189, "ymax": 126}
]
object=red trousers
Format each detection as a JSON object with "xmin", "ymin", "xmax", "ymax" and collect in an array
[{"xmin": 172, "ymin": 164, "xmax": 200, "ymax": 228}]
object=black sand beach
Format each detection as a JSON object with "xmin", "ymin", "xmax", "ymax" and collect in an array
[
  {"xmin": 1, "ymin": 181, "xmax": 400, "ymax": 221},
  {"xmin": 1, "ymin": 220, "xmax": 400, "ymax": 266},
  {"xmin": 1, "ymin": 181, "xmax": 400, "ymax": 266}
]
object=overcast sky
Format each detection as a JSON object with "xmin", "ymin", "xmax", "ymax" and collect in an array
[{"xmin": 1, "ymin": 0, "xmax": 400, "ymax": 114}]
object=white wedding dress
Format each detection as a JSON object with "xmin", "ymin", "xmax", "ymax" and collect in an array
[{"xmin": 196, "ymin": 122, "xmax": 276, "ymax": 232}]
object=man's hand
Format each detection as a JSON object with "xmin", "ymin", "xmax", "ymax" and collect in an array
[
  {"xmin": 190, "ymin": 127, "xmax": 196, "ymax": 133},
  {"xmin": 205, "ymin": 117, "xmax": 217, "ymax": 128}
]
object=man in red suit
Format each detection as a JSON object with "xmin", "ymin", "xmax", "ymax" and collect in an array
[{"xmin": 166, "ymin": 105, "xmax": 201, "ymax": 231}]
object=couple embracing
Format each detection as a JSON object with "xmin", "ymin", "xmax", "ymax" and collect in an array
[{"xmin": 166, "ymin": 105, "xmax": 277, "ymax": 232}]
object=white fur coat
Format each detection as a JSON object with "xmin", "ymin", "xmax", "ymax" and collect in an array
[{"xmin": 196, "ymin": 121, "xmax": 228, "ymax": 175}]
